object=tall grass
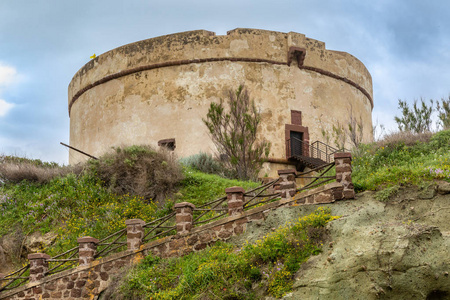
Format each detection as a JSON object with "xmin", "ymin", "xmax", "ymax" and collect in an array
[{"xmin": 352, "ymin": 129, "xmax": 450, "ymax": 191}]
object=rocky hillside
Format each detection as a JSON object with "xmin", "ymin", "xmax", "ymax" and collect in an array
[
  {"xmin": 104, "ymin": 182, "xmax": 449, "ymax": 299},
  {"xmin": 283, "ymin": 183, "xmax": 450, "ymax": 299}
]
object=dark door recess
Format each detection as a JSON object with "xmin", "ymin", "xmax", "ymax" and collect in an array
[{"xmin": 290, "ymin": 131, "xmax": 303, "ymax": 156}]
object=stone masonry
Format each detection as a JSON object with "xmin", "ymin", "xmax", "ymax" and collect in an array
[
  {"xmin": 278, "ymin": 169, "xmax": 297, "ymax": 201},
  {"xmin": 334, "ymin": 152, "xmax": 355, "ymax": 199}
]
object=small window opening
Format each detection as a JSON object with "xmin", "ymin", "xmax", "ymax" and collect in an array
[{"xmin": 158, "ymin": 138, "xmax": 176, "ymax": 151}]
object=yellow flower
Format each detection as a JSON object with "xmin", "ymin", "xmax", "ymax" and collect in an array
[{"xmin": 90, "ymin": 54, "xmax": 97, "ymax": 59}]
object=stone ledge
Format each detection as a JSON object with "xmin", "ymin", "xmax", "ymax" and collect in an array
[
  {"xmin": 225, "ymin": 187, "xmax": 245, "ymax": 193},
  {"xmin": 174, "ymin": 202, "xmax": 196, "ymax": 209},
  {"xmin": 125, "ymin": 219, "xmax": 145, "ymax": 226},
  {"xmin": 334, "ymin": 152, "xmax": 352, "ymax": 159},
  {"xmin": 77, "ymin": 236, "xmax": 99, "ymax": 244},
  {"xmin": 27, "ymin": 253, "xmax": 51, "ymax": 260}
]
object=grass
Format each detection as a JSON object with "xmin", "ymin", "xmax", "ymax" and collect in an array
[
  {"xmin": 1, "ymin": 129, "xmax": 449, "ymax": 295},
  {"xmin": 352, "ymin": 129, "xmax": 450, "ymax": 191},
  {"xmin": 0, "ymin": 165, "xmax": 258, "ymax": 261},
  {"xmin": 176, "ymin": 168, "xmax": 260, "ymax": 207},
  {"xmin": 115, "ymin": 207, "xmax": 339, "ymax": 299}
]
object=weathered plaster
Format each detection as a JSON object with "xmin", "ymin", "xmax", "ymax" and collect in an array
[{"xmin": 68, "ymin": 28, "xmax": 373, "ymax": 175}]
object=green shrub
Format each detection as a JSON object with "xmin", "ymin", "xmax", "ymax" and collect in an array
[
  {"xmin": 87, "ymin": 145, "xmax": 183, "ymax": 203},
  {"xmin": 394, "ymin": 99, "xmax": 433, "ymax": 133},
  {"xmin": 203, "ymin": 85, "xmax": 270, "ymax": 181},
  {"xmin": 430, "ymin": 129, "xmax": 450, "ymax": 149},
  {"xmin": 179, "ymin": 152, "xmax": 226, "ymax": 176},
  {"xmin": 0, "ymin": 172, "xmax": 159, "ymax": 258}
]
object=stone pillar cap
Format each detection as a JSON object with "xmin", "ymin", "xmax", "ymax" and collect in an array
[
  {"xmin": 277, "ymin": 169, "xmax": 297, "ymax": 175},
  {"xmin": 28, "ymin": 253, "xmax": 51, "ymax": 260},
  {"xmin": 334, "ymin": 152, "xmax": 352, "ymax": 159},
  {"xmin": 125, "ymin": 218, "xmax": 146, "ymax": 226},
  {"xmin": 225, "ymin": 186, "xmax": 245, "ymax": 193},
  {"xmin": 174, "ymin": 202, "xmax": 196, "ymax": 209},
  {"xmin": 77, "ymin": 236, "xmax": 99, "ymax": 244}
]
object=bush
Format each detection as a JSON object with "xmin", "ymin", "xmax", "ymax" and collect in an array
[
  {"xmin": 377, "ymin": 131, "xmax": 433, "ymax": 148},
  {"xmin": 430, "ymin": 129, "xmax": 450, "ymax": 149},
  {"xmin": 0, "ymin": 155, "xmax": 78, "ymax": 184},
  {"xmin": 179, "ymin": 152, "xmax": 227, "ymax": 176},
  {"xmin": 203, "ymin": 85, "xmax": 270, "ymax": 180},
  {"xmin": 87, "ymin": 145, "xmax": 183, "ymax": 203},
  {"xmin": 394, "ymin": 98, "xmax": 433, "ymax": 133}
]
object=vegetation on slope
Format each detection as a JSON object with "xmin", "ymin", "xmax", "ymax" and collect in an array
[
  {"xmin": 1, "ymin": 128, "xmax": 449, "ymax": 297},
  {"xmin": 112, "ymin": 130, "xmax": 450, "ymax": 299},
  {"xmin": 352, "ymin": 129, "xmax": 450, "ymax": 192},
  {"xmin": 0, "ymin": 146, "xmax": 258, "ymax": 265},
  {"xmin": 111, "ymin": 208, "xmax": 338, "ymax": 300}
]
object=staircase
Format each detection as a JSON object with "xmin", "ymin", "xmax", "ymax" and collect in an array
[
  {"xmin": 286, "ymin": 138, "xmax": 342, "ymax": 170},
  {"xmin": 291, "ymin": 155, "xmax": 328, "ymax": 169}
]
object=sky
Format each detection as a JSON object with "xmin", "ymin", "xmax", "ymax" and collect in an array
[{"xmin": 0, "ymin": 0, "xmax": 449, "ymax": 165}]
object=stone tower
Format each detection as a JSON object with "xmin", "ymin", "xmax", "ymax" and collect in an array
[{"xmin": 68, "ymin": 28, "xmax": 373, "ymax": 175}]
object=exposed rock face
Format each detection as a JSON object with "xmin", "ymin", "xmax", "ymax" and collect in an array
[
  {"xmin": 0, "ymin": 231, "xmax": 24, "ymax": 274},
  {"xmin": 23, "ymin": 231, "xmax": 57, "ymax": 253},
  {"xmin": 437, "ymin": 182, "xmax": 450, "ymax": 195},
  {"xmin": 286, "ymin": 189, "xmax": 450, "ymax": 300}
]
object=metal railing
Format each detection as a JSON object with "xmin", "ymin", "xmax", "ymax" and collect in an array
[
  {"xmin": 310, "ymin": 140, "xmax": 341, "ymax": 163},
  {"xmin": 0, "ymin": 264, "xmax": 30, "ymax": 292},
  {"xmin": 295, "ymin": 162, "xmax": 336, "ymax": 192},
  {"xmin": 287, "ymin": 138, "xmax": 342, "ymax": 163}
]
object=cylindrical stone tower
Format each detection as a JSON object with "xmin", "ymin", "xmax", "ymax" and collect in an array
[{"xmin": 68, "ymin": 28, "xmax": 373, "ymax": 176}]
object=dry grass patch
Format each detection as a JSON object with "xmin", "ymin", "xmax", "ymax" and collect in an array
[
  {"xmin": 0, "ymin": 155, "xmax": 80, "ymax": 184},
  {"xmin": 377, "ymin": 131, "xmax": 433, "ymax": 148}
]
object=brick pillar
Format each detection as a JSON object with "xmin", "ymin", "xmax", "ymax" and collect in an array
[
  {"xmin": 225, "ymin": 186, "xmax": 245, "ymax": 216},
  {"xmin": 77, "ymin": 236, "xmax": 99, "ymax": 266},
  {"xmin": 126, "ymin": 219, "xmax": 145, "ymax": 250},
  {"xmin": 28, "ymin": 253, "xmax": 50, "ymax": 282},
  {"xmin": 278, "ymin": 169, "xmax": 297, "ymax": 200},
  {"xmin": 334, "ymin": 152, "xmax": 355, "ymax": 199},
  {"xmin": 174, "ymin": 202, "xmax": 195, "ymax": 235}
]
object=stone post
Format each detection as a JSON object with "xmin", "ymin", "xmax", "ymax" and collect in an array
[
  {"xmin": 174, "ymin": 202, "xmax": 195, "ymax": 235},
  {"xmin": 77, "ymin": 236, "xmax": 99, "ymax": 266},
  {"xmin": 334, "ymin": 152, "xmax": 355, "ymax": 199},
  {"xmin": 278, "ymin": 169, "xmax": 297, "ymax": 201},
  {"xmin": 126, "ymin": 219, "xmax": 145, "ymax": 250},
  {"xmin": 225, "ymin": 186, "xmax": 245, "ymax": 216},
  {"xmin": 28, "ymin": 253, "xmax": 50, "ymax": 282}
]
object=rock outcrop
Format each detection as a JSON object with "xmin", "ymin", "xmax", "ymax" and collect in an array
[{"xmin": 286, "ymin": 188, "xmax": 450, "ymax": 300}]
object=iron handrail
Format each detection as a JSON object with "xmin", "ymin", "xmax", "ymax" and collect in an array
[{"xmin": 289, "ymin": 137, "xmax": 343, "ymax": 163}]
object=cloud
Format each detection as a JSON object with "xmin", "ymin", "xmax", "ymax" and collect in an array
[
  {"xmin": 0, "ymin": 62, "xmax": 18, "ymax": 89},
  {"xmin": 0, "ymin": 99, "xmax": 14, "ymax": 117},
  {"xmin": 0, "ymin": 62, "xmax": 19, "ymax": 117}
]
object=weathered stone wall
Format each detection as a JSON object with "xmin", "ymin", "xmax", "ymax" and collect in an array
[{"xmin": 68, "ymin": 28, "xmax": 373, "ymax": 175}]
